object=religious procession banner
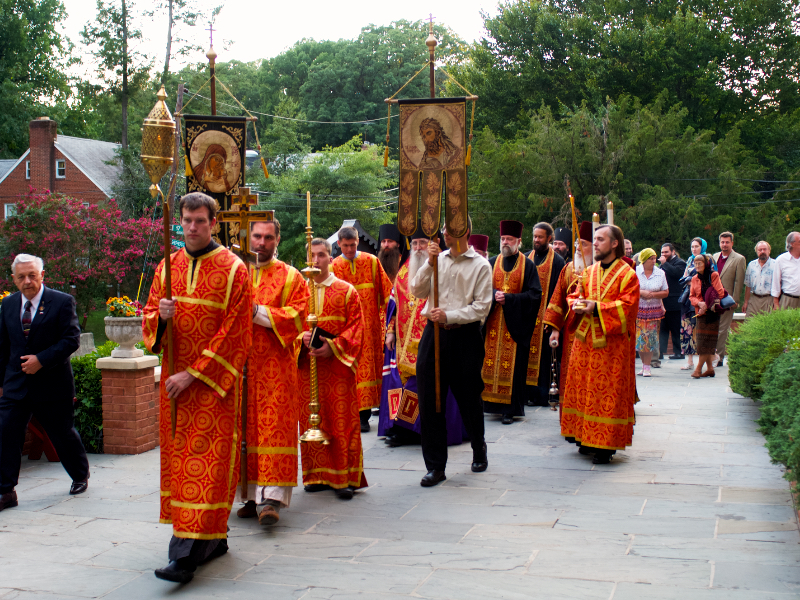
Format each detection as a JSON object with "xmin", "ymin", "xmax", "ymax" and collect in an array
[
  {"xmin": 397, "ymin": 98, "xmax": 469, "ymax": 239},
  {"xmin": 184, "ymin": 114, "xmax": 247, "ymax": 245}
]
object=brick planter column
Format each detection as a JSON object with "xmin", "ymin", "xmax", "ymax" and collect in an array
[{"xmin": 96, "ymin": 356, "xmax": 160, "ymax": 454}]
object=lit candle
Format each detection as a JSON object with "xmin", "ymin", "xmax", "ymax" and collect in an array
[
  {"xmin": 306, "ymin": 191, "xmax": 311, "ymax": 228},
  {"xmin": 592, "ymin": 212, "xmax": 599, "ymax": 239},
  {"xmin": 607, "ymin": 200, "xmax": 614, "ymax": 225}
]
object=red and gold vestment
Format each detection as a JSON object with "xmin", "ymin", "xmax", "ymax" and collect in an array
[
  {"xmin": 526, "ymin": 247, "xmax": 556, "ymax": 384},
  {"xmin": 244, "ymin": 259, "xmax": 309, "ymax": 494},
  {"xmin": 143, "ymin": 245, "xmax": 252, "ymax": 540},
  {"xmin": 294, "ymin": 276, "xmax": 368, "ymax": 490},
  {"xmin": 392, "ymin": 262, "xmax": 426, "ymax": 380},
  {"xmin": 332, "ymin": 252, "xmax": 392, "ymax": 410},
  {"xmin": 543, "ymin": 262, "xmax": 580, "ymax": 405},
  {"xmin": 562, "ymin": 259, "xmax": 639, "ymax": 450}
]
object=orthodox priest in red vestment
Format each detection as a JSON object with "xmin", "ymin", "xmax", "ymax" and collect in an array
[
  {"xmin": 236, "ymin": 219, "xmax": 309, "ymax": 526},
  {"xmin": 562, "ymin": 224, "xmax": 639, "ymax": 464},
  {"xmin": 481, "ymin": 220, "xmax": 541, "ymax": 424},
  {"xmin": 296, "ymin": 238, "xmax": 367, "ymax": 500},
  {"xmin": 544, "ymin": 222, "xmax": 594, "ymax": 414},
  {"xmin": 144, "ymin": 193, "xmax": 252, "ymax": 584},
  {"xmin": 525, "ymin": 222, "xmax": 565, "ymax": 406},
  {"xmin": 332, "ymin": 226, "xmax": 393, "ymax": 432}
]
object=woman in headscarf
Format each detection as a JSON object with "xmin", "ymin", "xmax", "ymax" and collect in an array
[
  {"xmin": 635, "ymin": 248, "xmax": 669, "ymax": 377},
  {"xmin": 679, "ymin": 237, "xmax": 705, "ymax": 371},
  {"xmin": 689, "ymin": 253, "xmax": 726, "ymax": 378}
]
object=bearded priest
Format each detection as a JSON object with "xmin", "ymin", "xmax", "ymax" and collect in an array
[
  {"xmin": 481, "ymin": 220, "xmax": 542, "ymax": 424},
  {"xmin": 563, "ymin": 224, "xmax": 639, "ymax": 464},
  {"xmin": 525, "ymin": 223, "xmax": 565, "ymax": 406},
  {"xmin": 236, "ymin": 218, "xmax": 309, "ymax": 526},
  {"xmin": 332, "ymin": 226, "xmax": 393, "ymax": 432}
]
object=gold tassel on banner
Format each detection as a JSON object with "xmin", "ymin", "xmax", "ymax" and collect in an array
[
  {"xmin": 260, "ymin": 157, "xmax": 269, "ymax": 179},
  {"xmin": 383, "ymin": 146, "xmax": 389, "ymax": 167},
  {"xmin": 184, "ymin": 155, "xmax": 193, "ymax": 177},
  {"xmin": 465, "ymin": 144, "xmax": 472, "ymax": 167}
]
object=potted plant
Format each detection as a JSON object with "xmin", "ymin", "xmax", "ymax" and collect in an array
[{"xmin": 104, "ymin": 296, "xmax": 144, "ymax": 358}]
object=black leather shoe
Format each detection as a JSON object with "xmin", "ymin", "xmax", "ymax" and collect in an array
[
  {"xmin": 420, "ymin": 470, "xmax": 446, "ymax": 487},
  {"xmin": 69, "ymin": 480, "xmax": 89, "ymax": 495},
  {"xmin": 471, "ymin": 443, "xmax": 488, "ymax": 472},
  {"xmin": 154, "ymin": 559, "xmax": 195, "ymax": 583},
  {"xmin": 578, "ymin": 446, "xmax": 595, "ymax": 455},
  {"xmin": 360, "ymin": 422, "xmax": 371, "ymax": 433},
  {"xmin": 0, "ymin": 491, "xmax": 18, "ymax": 512},
  {"xmin": 501, "ymin": 415, "xmax": 514, "ymax": 425},
  {"xmin": 334, "ymin": 486, "xmax": 354, "ymax": 500},
  {"xmin": 304, "ymin": 484, "xmax": 330, "ymax": 493},
  {"xmin": 385, "ymin": 437, "xmax": 405, "ymax": 448},
  {"xmin": 668, "ymin": 354, "xmax": 683, "ymax": 360},
  {"xmin": 592, "ymin": 450, "xmax": 613, "ymax": 464}
]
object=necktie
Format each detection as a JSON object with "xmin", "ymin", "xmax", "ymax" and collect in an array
[{"xmin": 22, "ymin": 301, "xmax": 32, "ymax": 337}]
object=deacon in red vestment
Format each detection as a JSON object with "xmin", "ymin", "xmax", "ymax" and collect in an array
[
  {"xmin": 562, "ymin": 224, "xmax": 639, "ymax": 464},
  {"xmin": 525, "ymin": 223, "xmax": 565, "ymax": 406},
  {"xmin": 236, "ymin": 219, "xmax": 309, "ymax": 526},
  {"xmin": 481, "ymin": 220, "xmax": 542, "ymax": 424},
  {"xmin": 143, "ymin": 193, "xmax": 253, "ymax": 584},
  {"xmin": 544, "ymin": 222, "xmax": 594, "ymax": 414},
  {"xmin": 296, "ymin": 238, "xmax": 368, "ymax": 500},
  {"xmin": 332, "ymin": 226, "xmax": 392, "ymax": 432}
]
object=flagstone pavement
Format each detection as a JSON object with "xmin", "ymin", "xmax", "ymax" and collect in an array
[{"xmin": 1, "ymin": 359, "xmax": 799, "ymax": 599}]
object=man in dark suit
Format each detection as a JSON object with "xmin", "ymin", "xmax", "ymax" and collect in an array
[
  {"xmin": 0, "ymin": 254, "xmax": 89, "ymax": 511},
  {"xmin": 658, "ymin": 243, "xmax": 687, "ymax": 362}
]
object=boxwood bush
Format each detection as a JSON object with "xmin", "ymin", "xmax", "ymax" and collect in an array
[
  {"xmin": 756, "ymin": 351, "xmax": 800, "ymax": 483},
  {"xmin": 727, "ymin": 309, "xmax": 800, "ymax": 400},
  {"xmin": 71, "ymin": 341, "xmax": 116, "ymax": 453}
]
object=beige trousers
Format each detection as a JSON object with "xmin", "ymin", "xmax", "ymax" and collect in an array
[
  {"xmin": 745, "ymin": 295, "xmax": 772, "ymax": 318},
  {"xmin": 779, "ymin": 294, "xmax": 800, "ymax": 310}
]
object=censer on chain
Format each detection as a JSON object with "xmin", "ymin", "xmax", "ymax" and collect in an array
[{"xmin": 548, "ymin": 336, "xmax": 560, "ymax": 411}]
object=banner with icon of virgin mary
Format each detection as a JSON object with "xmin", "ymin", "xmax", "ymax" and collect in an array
[
  {"xmin": 397, "ymin": 98, "xmax": 468, "ymax": 239},
  {"xmin": 184, "ymin": 115, "xmax": 247, "ymax": 244}
]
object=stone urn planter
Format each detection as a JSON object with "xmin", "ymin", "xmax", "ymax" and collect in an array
[{"xmin": 104, "ymin": 316, "xmax": 144, "ymax": 358}]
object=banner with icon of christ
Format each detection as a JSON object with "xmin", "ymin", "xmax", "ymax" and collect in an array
[{"xmin": 397, "ymin": 98, "xmax": 468, "ymax": 239}]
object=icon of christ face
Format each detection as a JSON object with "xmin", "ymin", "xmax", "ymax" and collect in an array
[{"xmin": 418, "ymin": 117, "xmax": 457, "ymax": 170}]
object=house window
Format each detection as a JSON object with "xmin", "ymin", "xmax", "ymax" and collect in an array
[
  {"xmin": 4, "ymin": 204, "xmax": 16, "ymax": 218},
  {"xmin": 25, "ymin": 162, "xmax": 30, "ymax": 179},
  {"xmin": 56, "ymin": 159, "xmax": 66, "ymax": 179}
]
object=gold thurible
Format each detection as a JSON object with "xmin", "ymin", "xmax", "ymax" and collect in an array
[{"xmin": 299, "ymin": 216, "xmax": 331, "ymax": 445}]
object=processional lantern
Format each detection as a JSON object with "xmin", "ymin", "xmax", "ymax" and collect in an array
[{"xmin": 141, "ymin": 85, "xmax": 178, "ymax": 438}]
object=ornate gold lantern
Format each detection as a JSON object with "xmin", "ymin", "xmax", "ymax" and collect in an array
[{"xmin": 141, "ymin": 86, "xmax": 176, "ymax": 197}]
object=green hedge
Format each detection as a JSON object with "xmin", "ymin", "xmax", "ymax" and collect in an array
[
  {"xmin": 757, "ymin": 351, "xmax": 800, "ymax": 482},
  {"xmin": 71, "ymin": 341, "xmax": 115, "ymax": 454},
  {"xmin": 727, "ymin": 309, "xmax": 800, "ymax": 400}
]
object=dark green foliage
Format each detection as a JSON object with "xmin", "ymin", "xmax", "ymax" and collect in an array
[
  {"xmin": 756, "ymin": 351, "xmax": 800, "ymax": 483},
  {"xmin": 71, "ymin": 341, "xmax": 115, "ymax": 454},
  {"xmin": 727, "ymin": 309, "xmax": 800, "ymax": 400}
]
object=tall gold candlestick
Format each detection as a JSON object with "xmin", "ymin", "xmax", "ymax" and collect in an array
[{"xmin": 306, "ymin": 191, "xmax": 311, "ymax": 229}]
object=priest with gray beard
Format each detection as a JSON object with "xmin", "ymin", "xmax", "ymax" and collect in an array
[{"xmin": 481, "ymin": 220, "xmax": 542, "ymax": 424}]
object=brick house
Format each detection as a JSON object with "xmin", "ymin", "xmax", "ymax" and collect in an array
[{"xmin": 0, "ymin": 117, "xmax": 122, "ymax": 219}]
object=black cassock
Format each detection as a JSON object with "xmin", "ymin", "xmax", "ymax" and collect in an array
[
  {"xmin": 527, "ymin": 247, "xmax": 566, "ymax": 405},
  {"xmin": 482, "ymin": 253, "xmax": 542, "ymax": 417}
]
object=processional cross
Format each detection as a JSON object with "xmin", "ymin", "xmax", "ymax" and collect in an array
[
  {"xmin": 206, "ymin": 22, "xmax": 216, "ymax": 47},
  {"xmin": 216, "ymin": 187, "xmax": 274, "ymax": 262}
]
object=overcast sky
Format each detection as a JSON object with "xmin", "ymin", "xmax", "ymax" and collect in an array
[{"xmin": 60, "ymin": 0, "xmax": 498, "ymax": 71}]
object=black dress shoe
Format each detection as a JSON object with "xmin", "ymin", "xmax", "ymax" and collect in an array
[
  {"xmin": 154, "ymin": 559, "xmax": 196, "ymax": 583},
  {"xmin": 360, "ymin": 422, "xmax": 371, "ymax": 433},
  {"xmin": 501, "ymin": 415, "xmax": 514, "ymax": 425},
  {"xmin": 578, "ymin": 446, "xmax": 595, "ymax": 455},
  {"xmin": 668, "ymin": 354, "xmax": 683, "ymax": 360},
  {"xmin": 384, "ymin": 435, "xmax": 396, "ymax": 444},
  {"xmin": 69, "ymin": 480, "xmax": 89, "ymax": 495},
  {"xmin": 420, "ymin": 470, "xmax": 446, "ymax": 487},
  {"xmin": 385, "ymin": 437, "xmax": 405, "ymax": 448},
  {"xmin": 304, "ymin": 484, "xmax": 331, "ymax": 493},
  {"xmin": 592, "ymin": 450, "xmax": 613, "ymax": 464},
  {"xmin": 471, "ymin": 442, "xmax": 488, "ymax": 472},
  {"xmin": 0, "ymin": 491, "xmax": 18, "ymax": 512},
  {"xmin": 334, "ymin": 486, "xmax": 354, "ymax": 500}
]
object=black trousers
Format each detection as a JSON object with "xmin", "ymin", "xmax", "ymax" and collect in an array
[
  {"xmin": 417, "ymin": 321, "xmax": 485, "ymax": 472},
  {"xmin": 0, "ymin": 393, "xmax": 89, "ymax": 493},
  {"xmin": 660, "ymin": 310, "xmax": 682, "ymax": 357}
]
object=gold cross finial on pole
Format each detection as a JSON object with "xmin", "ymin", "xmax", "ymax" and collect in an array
[
  {"xmin": 206, "ymin": 22, "xmax": 216, "ymax": 47},
  {"xmin": 216, "ymin": 187, "xmax": 273, "ymax": 261}
]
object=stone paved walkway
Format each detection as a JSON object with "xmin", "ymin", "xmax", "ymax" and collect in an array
[{"xmin": 1, "ymin": 359, "xmax": 799, "ymax": 599}]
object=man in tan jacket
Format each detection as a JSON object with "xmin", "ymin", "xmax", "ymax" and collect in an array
[{"xmin": 712, "ymin": 231, "xmax": 745, "ymax": 367}]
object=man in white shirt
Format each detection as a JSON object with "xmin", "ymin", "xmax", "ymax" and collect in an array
[
  {"xmin": 772, "ymin": 232, "xmax": 800, "ymax": 310},
  {"xmin": 743, "ymin": 241, "xmax": 775, "ymax": 317},
  {"xmin": 411, "ymin": 220, "xmax": 493, "ymax": 487}
]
